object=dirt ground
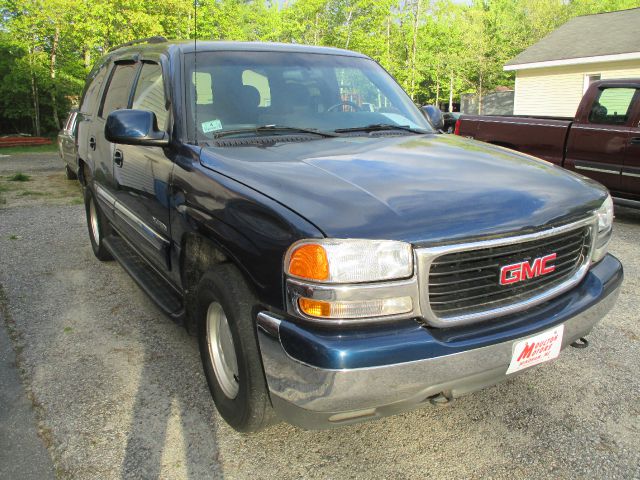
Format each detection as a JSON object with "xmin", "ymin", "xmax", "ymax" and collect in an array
[
  {"xmin": 0, "ymin": 153, "xmax": 82, "ymax": 208},
  {"xmin": 1, "ymin": 153, "xmax": 639, "ymax": 479}
]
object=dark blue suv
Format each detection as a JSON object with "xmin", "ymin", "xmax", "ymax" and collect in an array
[{"xmin": 76, "ymin": 37, "xmax": 623, "ymax": 432}]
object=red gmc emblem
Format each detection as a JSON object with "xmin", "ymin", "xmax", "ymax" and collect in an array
[{"xmin": 499, "ymin": 253, "xmax": 557, "ymax": 285}]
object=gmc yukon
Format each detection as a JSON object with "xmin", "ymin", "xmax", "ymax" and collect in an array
[
  {"xmin": 455, "ymin": 79, "xmax": 640, "ymax": 208},
  {"xmin": 76, "ymin": 38, "xmax": 623, "ymax": 432}
]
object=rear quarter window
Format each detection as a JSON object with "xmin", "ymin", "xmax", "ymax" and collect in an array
[{"xmin": 80, "ymin": 64, "xmax": 109, "ymax": 115}]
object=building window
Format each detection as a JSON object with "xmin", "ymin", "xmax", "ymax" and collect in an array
[{"xmin": 583, "ymin": 74, "xmax": 601, "ymax": 93}]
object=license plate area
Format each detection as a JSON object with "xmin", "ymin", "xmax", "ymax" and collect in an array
[{"xmin": 506, "ymin": 324, "xmax": 564, "ymax": 374}]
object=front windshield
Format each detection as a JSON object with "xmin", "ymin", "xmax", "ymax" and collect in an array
[{"xmin": 184, "ymin": 50, "xmax": 433, "ymax": 141}]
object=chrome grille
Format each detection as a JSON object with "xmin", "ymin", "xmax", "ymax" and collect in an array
[{"xmin": 418, "ymin": 219, "xmax": 595, "ymax": 327}]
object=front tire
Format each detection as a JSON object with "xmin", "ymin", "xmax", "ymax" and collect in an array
[
  {"xmin": 196, "ymin": 265, "xmax": 275, "ymax": 432},
  {"xmin": 84, "ymin": 188, "xmax": 113, "ymax": 261}
]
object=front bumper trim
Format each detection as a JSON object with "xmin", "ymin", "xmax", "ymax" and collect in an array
[{"xmin": 257, "ymin": 265, "xmax": 621, "ymax": 429}]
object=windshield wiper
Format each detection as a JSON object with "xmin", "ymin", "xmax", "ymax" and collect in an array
[
  {"xmin": 333, "ymin": 124, "xmax": 428, "ymax": 134},
  {"xmin": 213, "ymin": 125, "xmax": 340, "ymax": 139}
]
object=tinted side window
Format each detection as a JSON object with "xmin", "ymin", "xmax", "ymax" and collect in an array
[
  {"xmin": 80, "ymin": 64, "xmax": 109, "ymax": 115},
  {"xmin": 100, "ymin": 62, "xmax": 137, "ymax": 118},
  {"xmin": 132, "ymin": 62, "xmax": 168, "ymax": 129},
  {"xmin": 589, "ymin": 87, "xmax": 637, "ymax": 125}
]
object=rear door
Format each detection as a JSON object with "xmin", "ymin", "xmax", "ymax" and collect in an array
[
  {"xmin": 565, "ymin": 86, "xmax": 638, "ymax": 192},
  {"xmin": 621, "ymin": 90, "xmax": 640, "ymax": 198},
  {"xmin": 112, "ymin": 59, "xmax": 173, "ymax": 272}
]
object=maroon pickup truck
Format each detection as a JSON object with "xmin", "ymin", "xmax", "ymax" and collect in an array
[{"xmin": 455, "ymin": 79, "xmax": 640, "ymax": 208}]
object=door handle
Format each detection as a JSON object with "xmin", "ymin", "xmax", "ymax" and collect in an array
[
  {"xmin": 631, "ymin": 137, "xmax": 640, "ymax": 145},
  {"xmin": 89, "ymin": 136, "xmax": 96, "ymax": 150},
  {"xmin": 114, "ymin": 149, "xmax": 123, "ymax": 167}
]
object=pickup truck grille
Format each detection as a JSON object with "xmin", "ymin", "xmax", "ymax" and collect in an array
[{"xmin": 426, "ymin": 224, "xmax": 592, "ymax": 321}]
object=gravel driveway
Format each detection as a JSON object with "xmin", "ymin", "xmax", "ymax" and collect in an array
[{"xmin": 1, "ymin": 153, "xmax": 639, "ymax": 479}]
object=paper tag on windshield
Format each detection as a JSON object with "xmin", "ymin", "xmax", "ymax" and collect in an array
[{"xmin": 202, "ymin": 119, "xmax": 222, "ymax": 133}]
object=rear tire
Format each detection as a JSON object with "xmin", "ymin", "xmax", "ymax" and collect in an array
[
  {"xmin": 85, "ymin": 188, "xmax": 113, "ymax": 261},
  {"xmin": 65, "ymin": 164, "xmax": 78, "ymax": 180},
  {"xmin": 196, "ymin": 264, "xmax": 276, "ymax": 432}
]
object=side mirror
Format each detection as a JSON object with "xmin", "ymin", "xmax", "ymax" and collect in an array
[
  {"xmin": 105, "ymin": 109, "xmax": 169, "ymax": 146},
  {"xmin": 420, "ymin": 105, "xmax": 444, "ymax": 131}
]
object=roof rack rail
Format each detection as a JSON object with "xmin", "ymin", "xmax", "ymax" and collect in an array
[{"xmin": 108, "ymin": 36, "xmax": 168, "ymax": 53}]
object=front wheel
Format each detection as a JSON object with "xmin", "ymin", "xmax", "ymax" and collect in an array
[
  {"xmin": 196, "ymin": 264, "xmax": 276, "ymax": 432},
  {"xmin": 84, "ymin": 188, "xmax": 113, "ymax": 261}
]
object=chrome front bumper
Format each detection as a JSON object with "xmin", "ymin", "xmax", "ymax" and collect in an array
[{"xmin": 257, "ymin": 258, "xmax": 622, "ymax": 429}]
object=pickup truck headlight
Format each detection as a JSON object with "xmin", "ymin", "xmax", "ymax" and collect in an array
[
  {"xmin": 285, "ymin": 239, "xmax": 415, "ymax": 320},
  {"xmin": 591, "ymin": 195, "xmax": 614, "ymax": 263}
]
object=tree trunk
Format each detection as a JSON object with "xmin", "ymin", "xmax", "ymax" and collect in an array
[
  {"xmin": 448, "ymin": 72, "xmax": 454, "ymax": 112},
  {"xmin": 435, "ymin": 71, "xmax": 440, "ymax": 107},
  {"xmin": 409, "ymin": 0, "xmax": 421, "ymax": 100},
  {"xmin": 50, "ymin": 25, "xmax": 60, "ymax": 129},
  {"xmin": 386, "ymin": 15, "xmax": 390, "ymax": 65},
  {"xmin": 28, "ymin": 47, "xmax": 41, "ymax": 136},
  {"xmin": 344, "ymin": 9, "xmax": 353, "ymax": 49},
  {"xmin": 83, "ymin": 47, "xmax": 91, "ymax": 70},
  {"xmin": 478, "ymin": 73, "xmax": 483, "ymax": 115},
  {"xmin": 314, "ymin": 12, "xmax": 319, "ymax": 45}
]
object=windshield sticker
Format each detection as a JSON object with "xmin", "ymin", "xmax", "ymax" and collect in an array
[{"xmin": 202, "ymin": 119, "xmax": 223, "ymax": 133}]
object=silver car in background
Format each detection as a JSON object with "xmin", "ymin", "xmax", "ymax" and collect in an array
[{"xmin": 58, "ymin": 108, "xmax": 79, "ymax": 180}]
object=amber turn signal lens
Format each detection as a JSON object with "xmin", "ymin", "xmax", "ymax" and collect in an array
[
  {"xmin": 288, "ymin": 244, "xmax": 329, "ymax": 281},
  {"xmin": 298, "ymin": 298, "xmax": 331, "ymax": 317}
]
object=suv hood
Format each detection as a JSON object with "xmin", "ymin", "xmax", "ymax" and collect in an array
[{"xmin": 199, "ymin": 134, "xmax": 607, "ymax": 243}]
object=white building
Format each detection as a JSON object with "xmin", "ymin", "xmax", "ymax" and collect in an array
[{"xmin": 505, "ymin": 8, "xmax": 640, "ymax": 118}]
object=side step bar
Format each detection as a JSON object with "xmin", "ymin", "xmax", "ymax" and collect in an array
[{"xmin": 103, "ymin": 235, "xmax": 185, "ymax": 321}]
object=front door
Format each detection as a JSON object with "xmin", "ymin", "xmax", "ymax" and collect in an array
[
  {"xmin": 565, "ymin": 86, "xmax": 638, "ymax": 193},
  {"xmin": 93, "ymin": 60, "xmax": 138, "ymax": 224},
  {"xmin": 621, "ymin": 90, "xmax": 640, "ymax": 199},
  {"xmin": 112, "ymin": 60, "xmax": 173, "ymax": 272}
]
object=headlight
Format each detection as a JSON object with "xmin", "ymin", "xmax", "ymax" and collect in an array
[
  {"xmin": 591, "ymin": 194, "xmax": 614, "ymax": 263},
  {"xmin": 285, "ymin": 239, "xmax": 416, "ymax": 321},
  {"xmin": 285, "ymin": 239, "xmax": 413, "ymax": 283}
]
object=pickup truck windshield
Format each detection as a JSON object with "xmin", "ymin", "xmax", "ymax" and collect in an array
[{"xmin": 184, "ymin": 51, "xmax": 432, "ymax": 141}]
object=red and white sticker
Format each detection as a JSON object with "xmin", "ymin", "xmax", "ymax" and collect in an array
[{"xmin": 506, "ymin": 325, "xmax": 564, "ymax": 375}]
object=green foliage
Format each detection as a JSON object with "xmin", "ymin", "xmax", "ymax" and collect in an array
[
  {"xmin": 0, "ymin": 143, "xmax": 57, "ymax": 154},
  {"xmin": 8, "ymin": 172, "xmax": 31, "ymax": 182},
  {"xmin": 1, "ymin": 0, "xmax": 639, "ymax": 134}
]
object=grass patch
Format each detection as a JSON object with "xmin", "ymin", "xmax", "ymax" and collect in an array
[
  {"xmin": 8, "ymin": 234, "xmax": 18, "ymax": 240},
  {"xmin": 0, "ymin": 195, "xmax": 6, "ymax": 205},
  {"xmin": 19, "ymin": 190, "xmax": 46, "ymax": 197},
  {"xmin": 8, "ymin": 172, "xmax": 31, "ymax": 182},
  {"xmin": 63, "ymin": 326, "xmax": 73, "ymax": 334},
  {"xmin": 0, "ymin": 184, "xmax": 10, "ymax": 192},
  {"xmin": 70, "ymin": 197, "xmax": 84, "ymax": 205},
  {"xmin": 0, "ymin": 143, "xmax": 57, "ymax": 155}
]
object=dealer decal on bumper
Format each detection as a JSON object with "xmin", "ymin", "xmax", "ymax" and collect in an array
[{"xmin": 506, "ymin": 325, "xmax": 564, "ymax": 375}]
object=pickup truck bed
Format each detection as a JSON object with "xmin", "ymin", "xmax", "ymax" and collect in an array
[{"xmin": 456, "ymin": 79, "xmax": 640, "ymax": 207}]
